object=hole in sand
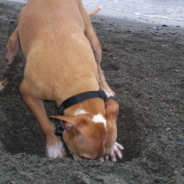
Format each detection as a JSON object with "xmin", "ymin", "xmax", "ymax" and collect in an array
[{"xmin": 117, "ymin": 106, "xmax": 146, "ymax": 162}]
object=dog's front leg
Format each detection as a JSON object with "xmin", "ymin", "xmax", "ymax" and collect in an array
[
  {"xmin": 19, "ymin": 82, "xmax": 66, "ymax": 158},
  {"xmin": 78, "ymin": 1, "xmax": 115, "ymax": 97},
  {"xmin": 85, "ymin": 30, "xmax": 115, "ymax": 97}
]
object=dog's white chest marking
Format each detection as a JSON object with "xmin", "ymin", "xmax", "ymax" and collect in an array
[
  {"xmin": 74, "ymin": 109, "xmax": 88, "ymax": 115},
  {"xmin": 92, "ymin": 113, "xmax": 107, "ymax": 129}
]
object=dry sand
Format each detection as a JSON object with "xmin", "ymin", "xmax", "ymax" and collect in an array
[{"xmin": 0, "ymin": 1, "xmax": 184, "ymax": 183}]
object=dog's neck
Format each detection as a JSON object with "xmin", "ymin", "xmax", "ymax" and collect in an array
[
  {"xmin": 63, "ymin": 98, "xmax": 106, "ymax": 118},
  {"xmin": 54, "ymin": 82, "xmax": 100, "ymax": 108}
]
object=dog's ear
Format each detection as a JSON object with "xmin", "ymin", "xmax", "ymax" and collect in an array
[
  {"xmin": 50, "ymin": 115, "xmax": 87, "ymax": 134},
  {"xmin": 105, "ymin": 98, "xmax": 119, "ymax": 123}
]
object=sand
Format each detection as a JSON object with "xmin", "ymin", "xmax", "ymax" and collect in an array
[{"xmin": 0, "ymin": 1, "xmax": 184, "ymax": 183}]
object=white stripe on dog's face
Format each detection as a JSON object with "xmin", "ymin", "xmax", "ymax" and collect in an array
[
  {"xmin": 74, "ymin": 109, "xmax": 88, "ymax": 115},
  {"xmin": 92, "ymin": 113, "xmax": 107, "ymax": 129},
  {"xmin": 92, "ymin": 113, "xmax": 108, "ymax": 153}
]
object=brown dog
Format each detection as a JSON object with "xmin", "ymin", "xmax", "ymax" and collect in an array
[{"xmin": 0, "ymin": 0, "xmax": 123, "ymax": 162}]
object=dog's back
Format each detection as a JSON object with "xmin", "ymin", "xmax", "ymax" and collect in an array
[{"xmin": 19, "ymin": 0, "xmax": 99, "ymax": 101}]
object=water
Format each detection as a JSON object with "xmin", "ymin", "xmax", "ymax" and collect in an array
[
  {"xmin": 83, "ymin": 0, "xmax": 184, "ymax": 22},
  {"xmin": 7, "ymin": 0, "xmax": 184, "ymax": 26}
]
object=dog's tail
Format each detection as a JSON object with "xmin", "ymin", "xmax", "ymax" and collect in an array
[{"xmin": 88, "ymin": 7, "xmax": 101, "ymax": 17}]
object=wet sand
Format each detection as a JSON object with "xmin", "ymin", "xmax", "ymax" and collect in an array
[{"xmin": 0, "ymin": 1, "xmax": 184, "ymax": 183}]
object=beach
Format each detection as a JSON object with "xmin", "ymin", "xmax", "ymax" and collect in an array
[{"xmin": 0, "ymin": 1, "xmax": 184, "ymax": 183}]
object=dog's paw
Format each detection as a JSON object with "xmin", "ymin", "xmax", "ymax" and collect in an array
[
  {"xmin": 46, "ymin": 141, "xmax": 66, "ymax": 158},
  {"xmin": 0, "ymin": 83, "xmax": 4, "ymax": 91},
  {"xmin": 103, "ymin": 89, "xmax": 115, "ymax": 97},
  {"xmin": 105, "ymin": 142, "xmax": 124, "ymax": 162},
  {"xmin": 0, "ymin": 79, "xmax": 8, "ymax": 91},
  {"xmin": 0, "ymin": 81, "xmax": 5, "ymax": 91}
]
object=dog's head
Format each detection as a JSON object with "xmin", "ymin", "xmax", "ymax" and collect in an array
[{"xmin": 52, "ymin": 98, "xmax": 119, "ymax": 160}]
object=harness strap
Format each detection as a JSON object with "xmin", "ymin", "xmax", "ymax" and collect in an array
[{"xmin": 59, "ymin": 90, "xmax": 107, "ymax": 115}]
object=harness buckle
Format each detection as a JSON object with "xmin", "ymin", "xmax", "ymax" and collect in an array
[{"xmin": 54, "ymin": 120, "xmax": 65, "ymax": 136}]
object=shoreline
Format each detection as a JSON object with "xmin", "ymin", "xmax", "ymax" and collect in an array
[
  {"xmin": 4, "ymin": 0, "xmax": 184, "ymax": 27},
  {"xmin": 85, "ymin": 5, "xmax": 184, "ymax": 28}
]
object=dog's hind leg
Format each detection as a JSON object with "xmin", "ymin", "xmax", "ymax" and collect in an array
[
  {"xmin": 0, "ymin": 10, "xmax": 24, "ymax": 91},
  {"xmin": 5, "ymin": 27, "xmax": 20, "ymax": 65},
  {"xmin": 0, "ymin": 27, "xmax": 20, "ymax": 90},
  {"xmin": 19, "ymin": 81, "xmax": 66, "ymax": 158}
]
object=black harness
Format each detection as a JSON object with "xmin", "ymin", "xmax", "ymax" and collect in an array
[{"xmin": 54, "ymin": 90, "xmax": 107, "ymax": 136}]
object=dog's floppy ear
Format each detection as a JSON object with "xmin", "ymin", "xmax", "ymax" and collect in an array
[
  {"xmin": 105, "ymin": 98, "xmax": 119, "ymax": 122},
  {"xmin": 50, "ymin": 115, "xmax": 87, "ymax": 134}
]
